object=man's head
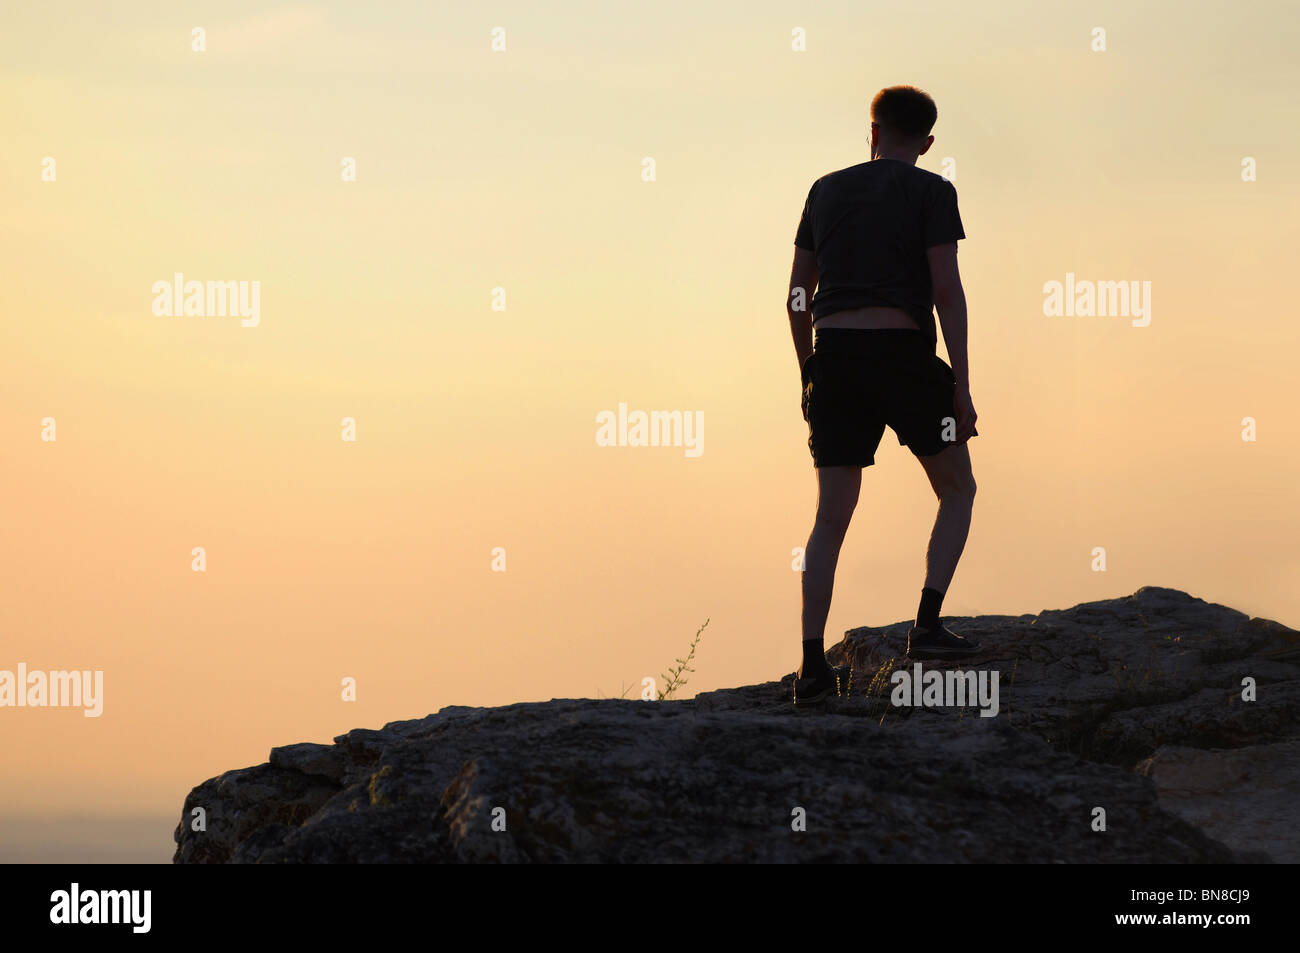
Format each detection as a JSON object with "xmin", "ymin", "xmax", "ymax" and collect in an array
[{"xmin": 869, "ymin": 85, "xmax": 937, "ymax": 162}]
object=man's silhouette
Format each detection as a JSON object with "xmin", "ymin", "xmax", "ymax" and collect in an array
[{"xmin": 787, "ymin": 85, "xmax": 980, "ymax": 705}]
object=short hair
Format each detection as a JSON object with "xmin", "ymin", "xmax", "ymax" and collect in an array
[{"xmin": 870, "ymin": 85, "xmax": 938, "ymax": 140}]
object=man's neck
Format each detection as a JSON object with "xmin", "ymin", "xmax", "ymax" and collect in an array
[{"xmin": 872, "ymin": 152, "xmax": 919, "ymax": 165}]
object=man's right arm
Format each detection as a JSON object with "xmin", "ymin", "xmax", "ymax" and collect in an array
[
  {"xmin": 928, "ymin": 242, "xmax": 977, "ymax": 442},
  {"xmin": 927, "ymin": 242, "xmax": 969, "ymax": 387}
]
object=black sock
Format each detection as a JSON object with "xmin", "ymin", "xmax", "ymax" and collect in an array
[
  {"xmin": 800, "ymin": 638, "xmax": 830, "ymax": 677},
  {"xmin": 916, "ymin": 587, "xmax": 944, "ymax": 630}
]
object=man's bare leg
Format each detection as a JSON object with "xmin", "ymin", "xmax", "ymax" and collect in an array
[
  {"xmin": 908, "ymin": 442, "xmax": 980, "ymax": 657},
  {"xmin": 916, "ymin": 442, "xmax": 977, "ymax": 592},
  {"xmin": 801, "ymin": 465, "xmax": 861, "ymax": 648},
  {"xmin": 794, "ymin": 464, "xmax": 861, "ymax": 701}
]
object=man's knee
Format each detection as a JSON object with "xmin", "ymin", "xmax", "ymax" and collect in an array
[
  {"xmin": 923, "ymin": 449, "xmax": 976, "ymax": 501},
  {"xmin": 814, "ymin": 504, "xmax": 855, "ymax": 534},
  {"xmin": 939, "ymin": 470, "xmax": 976, "ymax": 502}
]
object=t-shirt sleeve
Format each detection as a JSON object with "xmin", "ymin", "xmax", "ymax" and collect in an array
[
  {"xmin": 793, "ymin": 180, "xmax": 820, "ymax": 250},
  {"xmin": 923, "ymin": 179, "xmax": 965, "ymax": 248}
]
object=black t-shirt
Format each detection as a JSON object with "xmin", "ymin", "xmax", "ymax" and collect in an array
[{"xmin": 794, "ymin": 158, "xmax": 965, "ymax": 347}]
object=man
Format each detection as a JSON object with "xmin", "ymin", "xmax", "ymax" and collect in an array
[{"xmin": 787, "ymin": 85, "xmax": 981, "ymax": 705}]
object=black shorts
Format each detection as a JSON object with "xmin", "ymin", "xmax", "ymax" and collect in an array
[{"xmin": 801, "ymin": 328, "xmax": 977, "ymax": 468}]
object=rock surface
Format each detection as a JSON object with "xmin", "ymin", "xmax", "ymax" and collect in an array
[
  {"xmin": 174, "ymin": 587, "xmax": 1298, "ymax": 863},
  {"xmin": 1136, "ymin": 740, "xmax": 1300, "ymax": 864}
]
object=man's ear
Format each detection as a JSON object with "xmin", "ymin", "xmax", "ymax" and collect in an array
[{"xmin": 917, "ymin": 134, "xmax": 935, "ymax": 156}]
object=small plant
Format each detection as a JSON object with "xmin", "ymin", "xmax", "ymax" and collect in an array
[
  {"xmin": 658, "ymin": 618, "xmax": 709, "ymax": 700},
  {"xmin": 864, "ymin": 657, "xmax": 897, "ymax": 724},
  {"xmin": 864, "ymin": 657, "xmax": 896, "ymax": 698}
]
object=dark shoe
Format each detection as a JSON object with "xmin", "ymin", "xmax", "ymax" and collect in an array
[
  {"xmin": 794, "ymin": 664, "xmax": 851, "ymax": 705},
  {"xmin": 906, "ymin": 624, "xmax": 980, "ymax": 660}
]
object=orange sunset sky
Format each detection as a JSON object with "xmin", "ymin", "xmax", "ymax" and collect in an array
[{"xmin": 2, "ymin": 0, "xmax": 1298, "ymax": 861}]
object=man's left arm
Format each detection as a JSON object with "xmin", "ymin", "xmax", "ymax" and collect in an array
[{"xmin": 787, "ymin": 246, "xmax": 818, "ymax": 378}]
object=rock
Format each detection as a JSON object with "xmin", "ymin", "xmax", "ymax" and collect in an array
[
  {"xmin": 830, "ymin": 587, "xmax": 1299, "ymax": 766},
  {"xmin": 1136, "ymin": 740, "xmax": 1300, "ymax": 864},
  {"xmin": 269, "ymin": 742, "xmax": 346, "ymax": 781},
  {"xmin": 173, "ymin": 765, "xmax": 340, "ymax": 864},
  {"xmin": 174, "ymin": 588, "xmax": 1299, "ymax": 863}
]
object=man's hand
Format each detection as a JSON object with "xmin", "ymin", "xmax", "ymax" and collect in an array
[{"xmin": 953, "ymin": 383, "xmax": 978, "ymax": 443}]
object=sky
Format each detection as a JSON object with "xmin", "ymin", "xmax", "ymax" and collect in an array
[{"xmin": 2, "ymin": 0, "xmax": 1298, "ymax": 862}]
